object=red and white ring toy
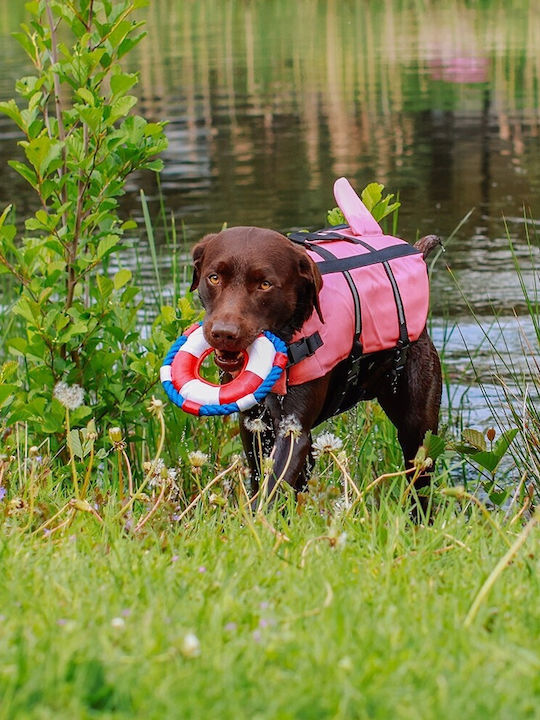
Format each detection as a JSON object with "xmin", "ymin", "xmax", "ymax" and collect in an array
[{"xmin": 160, "ymin": 323, "xmax": 288, "ymax": 416}]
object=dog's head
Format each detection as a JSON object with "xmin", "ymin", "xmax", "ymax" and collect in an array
[{"xmin": 190, "ymin": 226, "xmax": 323, "ymax": 373}]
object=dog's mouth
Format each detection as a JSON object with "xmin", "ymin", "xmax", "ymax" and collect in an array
[{"xmin": 213, "ymin": 349, "xmax": 246, "ymax": 373}]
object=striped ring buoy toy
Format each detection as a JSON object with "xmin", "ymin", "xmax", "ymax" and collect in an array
[{"xmin": 160, "ymin": 323, "xmax": 288, "ymax": 416}]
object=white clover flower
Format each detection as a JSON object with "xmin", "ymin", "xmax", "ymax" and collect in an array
[
  {"xmin": 188, "ymin": 451, "xmax": 208, "ymax": 468},
  {"xmin": 244, "ymin": 417, "xmax": 268, "ymax": 433},
  {"xmin": 312, "ymin": 432, "xmax": 343, "ymax": 458},
  {"xmin": 53, "ymin": 381, "xmax": 84, "ymax": 410},
  {"xmin": 278, "ymin": 414, "xmax": 302, "ymax": 439},
  {"xmin": 144, "ymin": 458, "xmax": 165, "ymax": 488},
  {"xmin": 181, "ymin": 632, "xmax": 201, "ymax": 658},
  {"xmin": 111, "ymin": 617, "xmax": 125, "ymax": 628},
  {"xmin": 332, "ymin": 496, "xmax": 348, "ymax": 515}
]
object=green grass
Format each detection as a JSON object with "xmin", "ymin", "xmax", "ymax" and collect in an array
[{"xmin": 0, "ymin": 490, "xmax": 538, "ymax": 719}]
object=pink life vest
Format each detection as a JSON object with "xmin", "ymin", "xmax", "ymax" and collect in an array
[{"xmin": 273, "ymin": 178, "xmax": 429, "ymax": 392}]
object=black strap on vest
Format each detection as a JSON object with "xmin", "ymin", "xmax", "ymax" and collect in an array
[{"xmin": 287, "ymin": 227, "xmax": 414, "ymax": 400}]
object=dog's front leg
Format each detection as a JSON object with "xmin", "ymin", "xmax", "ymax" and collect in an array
[
  {"xmin": 261, "ymin": 377, "xmax": 330, "ymax": 501},
  {"xmin": 239, "ymin": 405, "xmax": 276, "ymax": 496}
]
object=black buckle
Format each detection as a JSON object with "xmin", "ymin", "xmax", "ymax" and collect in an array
[
  {"xmin": 287, "ymin": 332, "xmax": 323, "ymax": 366},
  {"xmin": 391, "ymin": 341, "xmax": 409, "ymax": 392}
]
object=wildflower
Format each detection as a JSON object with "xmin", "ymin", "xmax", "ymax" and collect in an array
[
  {"xmin": 244, "ymin": 416, "xmax": 268, "ymax": 433},
  {"xmin": 278, "ymin": 414, "xmax": 302, "ymax": 439},
  {"xmin": 338, "ymin": 656, "xmax": 353, "ymax": 672},
  {"xmin": 0, "ymin": 487, "xmax": 6, "ymax": 502},
  {"xmin": 261, "ymin": 456, "xmax": 274, "ymax": 475},
  {"xmin": 224, "ymin": 622, "xmax": 237, "ymax": 632},
  {"xmin": 188, "ymin": 450, "xmax": 208, "ymax": 469},
  {"xmin": 312, "ymin": 432, "xmax": 343, "ymax": 458},
  {"xmin": 111, "ymin": 617, "xmax": 125, "ymax": 628},
  {"xmin": 332, "ymin": 496, "xmax": 348, "ymax": 515},
  {"xmin": 53, "ymin": 381, "xmax": 84, "ymax": 410},
  {"xmin": 144, "ymin": 458, "xmax": 165, "ymax": 488},
  {"xmin": 109, "ymin": 427, "xmax": 126, "ymax": 450},
  {"xmin": 181, "ymin": 632, "xmax": 201, "ymax": 658},
  {"xmin": 198, "ymin": 566, "xmax": 206, "ymax": 573},
  {"xmin": 171, "ymin": 555, "xmax": 179, "ymax": 562},
  {"xmin": 147, "ymin": 396, "xmax": 164, "ymax": 416}
]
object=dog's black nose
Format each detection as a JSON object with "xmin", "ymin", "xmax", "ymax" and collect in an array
[{"xmin": 210, "ymin": 321, "xmax": 241, "ymax": 344}]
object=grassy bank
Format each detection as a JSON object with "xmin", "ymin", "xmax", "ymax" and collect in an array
[{"xmin": 0, "ymin": 499, "xmax": 538, "ymax": 720}]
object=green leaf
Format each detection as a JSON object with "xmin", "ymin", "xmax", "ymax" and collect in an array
[
  {"xmin": 97, "ymin": 234, "xmax": 120, "ymax": 259},
  {"xmin": 470, "ymin": 451, "xmax": 500, "ymax": 474},
  {"xmin": 113, "ymin": 268, "xmax": 132, "ymax": 289},
  {"xmin": 361, "ymin": 183, "xmax": 383, "ymax": 212},
  {"xmin": 327, "ymin": 207, "xmax": 345, "ymax": 226},
  {"xmin": 493, "ymin": 428, "xmax": 519, "ymax": 459},
  {"xmin": 462, "ymin": 428, "xmax": 487, "ymax": 452},
  {"xmin": 160, "ymin": 305, "xmax": 176, "ymax": 324},
  {"xmin": 76, "ymin": 105, "xmax": 102, "ymax": 132},
  {"xmin": 67, "ymin": 429, "xmax": 84, "ymax": 460},
  {"xmin": 110, "ymin": 72, "xmax": 138, "ymax": 97},
  {"xmin": 0, "ymin": 99, "xmax": 24, "ymax": 130},
  {"xmin": 109, "ymin": 95, "xmax": 137, "ymax": 123},
  {"xmin": 76, "ymin": 87, "xmax": 95, "ymax": 105},
  {"xmin": 422, "ymin": 431, "xmax": 446, "ymax": 463},
  {"xmin": 8, "ymin": 160, "xmax": 38, "ymax": 189},
  {"xmin": 0, "ymin": 385, "xmax": 17, "ymax": 407},
  {"xmin": 0, "ymin": 204, "xmax": 13, "ymax": 228},
  {"xmin": 23, "ymin": 136, "xmax": 64, "ymax": 177},
  {"xmin": 142, "ymin": 159, "xmax": 164, "ymax": 172}
]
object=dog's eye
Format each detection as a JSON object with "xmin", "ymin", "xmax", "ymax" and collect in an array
[
  {"xmin": 207, "ymin": 273, "xmax": 220, "ymax": 285},
  {"xmin": 259, "ymin": 280, "xmax": 272, "ymax": 291}
]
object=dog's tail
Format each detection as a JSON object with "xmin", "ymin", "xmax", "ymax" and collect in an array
[{"xmin": 414, "ymin": 234, "xmax": 442, "ymax": 260}]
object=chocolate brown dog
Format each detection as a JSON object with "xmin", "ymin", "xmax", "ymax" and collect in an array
[{"xmin": 190, "ymin": 226, "xmax": 441, "ymax": 503}]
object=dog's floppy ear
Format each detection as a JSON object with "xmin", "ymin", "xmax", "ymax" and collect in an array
[
  {"xmin": 297, "ymin": 252, "xmax": 324, "ymax": 323},
  {"xmin": 190, "ymin": 234, "xmax": 216, "ymax": 291}
]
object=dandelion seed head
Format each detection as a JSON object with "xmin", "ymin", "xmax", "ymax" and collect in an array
[
  {"xmin": 312, "ymin": 432, "xmax": 343, "ymax": 458},
  {"xmin": 278, "ymin": 414, "xmax": 302, "ymax": 439},
  {"xmin": 54, "ymin": 381, "xmax": 84, "ymax": 410},
  {"xmin": 244, "ymin": 417, "xmax": 268, "ymax": 433}
]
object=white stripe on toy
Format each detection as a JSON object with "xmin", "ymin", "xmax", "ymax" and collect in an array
[
  {"xmin": 245, "ymin": 335, "xmax": 275, "ymax": 378},
  {"xmin": 182, "ymin": 329, "xmax": 211, "ymax": 358},
  {"xmin": 160, "ymin": 365, "xmax": 172, "ymax": 382},
  {"xmin": 180, "ymin": 378, "xmax": 220, "ymax": 405},
  {"xmin": 236, "ymin": 393, "xmax": 258, "ymax": 411}
]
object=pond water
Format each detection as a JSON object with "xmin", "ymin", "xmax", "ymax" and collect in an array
[{"xmin": 0, "ymin": 0, "xmax": 538, "ymax": 426}]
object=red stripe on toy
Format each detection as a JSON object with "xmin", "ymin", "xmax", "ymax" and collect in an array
[
  {"xmin": 171, "ymin": 352, "xmax": 198, "ymax": 390},
  {"xmin": 184, "ymin": 322, "xmax": 201, "ymax": 337},
  {"xmin": 219, "ymin": 370, "xmax": 261, "ymax": 404},
  {"xmin": 182, "ymin": 398, "xmax": 203, "ymax": 416},
  {"xmin": 274, "ymin": 352, "xmax": 288, "ymax": 369}
]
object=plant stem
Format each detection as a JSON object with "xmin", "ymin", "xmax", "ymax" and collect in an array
[{"xmin": 464, "ymin": 510, "xmax": 539, "ymax": 627}]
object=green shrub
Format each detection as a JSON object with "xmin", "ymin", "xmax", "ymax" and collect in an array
[{"xmin": 0, "ymin": 0, "xmax": 187, "ymax": 447}]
